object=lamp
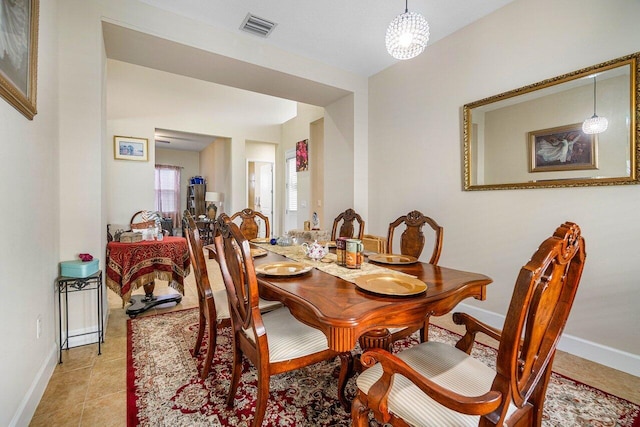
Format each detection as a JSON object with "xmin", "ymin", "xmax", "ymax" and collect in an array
[
  {"xmin": 386, "ymin": 0, "xmax": 430, "ymax": 60},
  {"xmin": 582, "ymin": 75, "xmax": 608, "ymax": 134},
  {"xmin": 205, "ymin": 192, "xmax": 223, "ymax": 220}
]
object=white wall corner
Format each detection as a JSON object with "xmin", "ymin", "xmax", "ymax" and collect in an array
[{"xmin": 456, "ymin": 302, "xmax": 640, "ymax": 378}]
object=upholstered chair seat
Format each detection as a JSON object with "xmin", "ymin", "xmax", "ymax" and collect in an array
[
  {"xmin": 356, "ymin": 341, "xmax": 517, "ymax": 426},
  {"xmin": 242, "ymin": 307, "xmax": 331, "ymax": 362}
]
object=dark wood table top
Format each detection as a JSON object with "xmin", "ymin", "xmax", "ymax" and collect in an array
[{"xmin": 254, "ymin": 251, "xmax": 492, "ymax": 352}]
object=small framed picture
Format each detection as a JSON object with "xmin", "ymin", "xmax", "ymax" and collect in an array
[
  {"xmin": 528, "ymin": 123, "xmax": 598, "ymax": 173},
  {"xmin": 114, "ymin": 136, "xmax": 148, "ymax": 161},
  {"xmin": 296, "ymin": 139, "xmax": 308, "ymax": 171}
]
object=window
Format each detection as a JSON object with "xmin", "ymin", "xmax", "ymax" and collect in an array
[
  {"xmin": 155, "ymin": 165, "xmax": 181, "ymax": 228},
  {"xmin": 286, "ymin": 155, "xmax": 297, "ymax": 212}
]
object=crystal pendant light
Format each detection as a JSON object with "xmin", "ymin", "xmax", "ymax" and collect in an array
[
  {"xmin": 386, "ymin": 0, "xmax": 430, "ymax": 60},
  {"xmin": 582, "ymin": 75, "xmax": 608, "ymax": 134}
]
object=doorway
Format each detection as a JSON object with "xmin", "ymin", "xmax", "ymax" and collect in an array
[{"xmin": 247, "ymin": 161, "xmax": 274, "ymax": 237}]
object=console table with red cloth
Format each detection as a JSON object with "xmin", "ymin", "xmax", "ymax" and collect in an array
[{"xmin": 106, "ymin": 236, "xmax": 190, "ymax": 317}]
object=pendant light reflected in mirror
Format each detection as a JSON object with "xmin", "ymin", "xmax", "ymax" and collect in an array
[{"xmin": 582, "ymin": 75, "xmax": 608, "ymax": 134}]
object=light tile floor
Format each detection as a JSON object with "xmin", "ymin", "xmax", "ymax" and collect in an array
[{"xmin": 30, "ymin": 258, "xmax": 640, "ymax": 426}]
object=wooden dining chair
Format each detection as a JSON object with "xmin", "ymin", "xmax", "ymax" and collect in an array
[
  {"xmin": 182, "ymin": 211, "xmax": 280, "ymax": 380},
  {"xmin": 352, "ymin": 221, "xmax": 586, "ymax": 427},
  {"xmin": 386, "ymin": 210, "xmax": 444, "ymax": 343},
  {"xmin": 212, "ymin": 213, "xmax": 352, "ymax": 427},
  {"xmin": 229, "ymin": 208, "xmax": 270, "ymax": 240},
  {"xmin": 386, "ymin": 210, "xmax": 443, "ymax": 262},
  {"xmin": 330, "ymin": 208, "xmax": 365, "ymax": 241}
]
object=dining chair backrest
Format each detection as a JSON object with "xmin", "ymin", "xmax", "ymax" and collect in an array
[
  {"xmin": 229, "ymin": 208, "xmax": 270, "ymax": 241},
  {"xmin": 183, "ymin": 210, "xmax": 225, "ymax": 379},
  {"xmin": 386, "ymin": 210, "xmax": 443, "ymax": 263},
  {"xmin": 331, "ymin": 208, "xmax": 365, "ymax": 241},
  {"xmin": 183, "ymin": 211, "xmax": 210, "ymax": 301}
]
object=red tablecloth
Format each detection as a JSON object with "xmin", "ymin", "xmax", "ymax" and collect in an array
[{"xmin": 106, "ymin": 236, "xmax": 191, "ymax": 304}]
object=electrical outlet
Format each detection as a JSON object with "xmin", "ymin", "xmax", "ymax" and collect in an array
[{"xmin": 36, "ymin": 315, "xmax": 42, "ymax": 339}]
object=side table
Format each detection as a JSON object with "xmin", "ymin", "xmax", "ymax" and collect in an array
[{"xmin": 57, "ymin": 270, "xmax": 104, "ymax": 364}]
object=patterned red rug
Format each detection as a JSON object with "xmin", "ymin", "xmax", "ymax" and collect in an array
[{"xmin": 127, "ymin": 308, "xmax": 640, "ymax": 426}]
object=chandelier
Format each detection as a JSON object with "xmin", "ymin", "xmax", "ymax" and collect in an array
[
  {"xmin": 386, "ymin": 0, "xmax": 430, "ymax": 60},
  {"xmin": 582, "ymin": 75, "xmax": 608, "ymax": 134}
]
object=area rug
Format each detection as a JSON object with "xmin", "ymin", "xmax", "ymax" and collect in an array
[{"xmin": 127, "ymin": 308, "xmax": 640, "ymax": 426}]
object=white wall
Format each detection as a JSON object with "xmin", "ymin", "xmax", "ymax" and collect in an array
[
  {"xmin": 368, "ymin": 0, "xmax": 640, "ymax": 374},
  {"xmin": 324, "ymin": 94, "xmax": 358, "ymax": 222},
  {"xmin": 106, "ymin": 59, "xmax": 287, "ymax": 224},
  {"xmin": 0, "ymin": 1, "xmax": 60, "ymax": 425},
  {"xmin": 199, "ymin": 138, "xmax": 229, "ymax": 214},
  {"xmin": 279, "ymin": 104, "xmax": 325, "ymax": 231}
]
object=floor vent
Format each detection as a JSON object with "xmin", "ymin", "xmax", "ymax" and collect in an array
[{"xmin": 240, "ymin": 13, "xmax": 277, "ymax": 38}]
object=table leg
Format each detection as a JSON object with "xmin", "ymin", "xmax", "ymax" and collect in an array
[
  {"xmin": 337, "ymin": 352, "xmax": 354, "ymax": 410},
  {"xmin": 125, "ymin": 280, "xmax": 183, "ymax": 318}
]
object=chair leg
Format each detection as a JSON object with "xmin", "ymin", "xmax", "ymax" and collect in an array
[
  {"xmin": 252, "ymin": 366, "xmax": 270, "ymax": 427},
  {"xmin": 419, "ymin": 315, "xmax": 432, "ymax": 342},
  {"xmin": 530, "ymin": 361, "xmax": 554, "ymax": 427},
  {"xmin": 193, "ymin": 306, "xmax": 205, "ymax": 356},
  {"xmin": 351, "ymin": 394, "xmax": 370, "ymax": 427},
  {"xmin": 226, "ymin": 336, "xmax": 242, "ymax": 408},
  {"xmin": 337, "ymin": 352, "xmax": 354, "ymax": 410},
  {"xmin": 200, "ymin": 319, "xmax": 218, "ymax": 380}
]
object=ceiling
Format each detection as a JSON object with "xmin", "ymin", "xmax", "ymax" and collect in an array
[
  {"xmin": 106, "ymin": 1, "xmax": 516, "ymax": 151},
  {"xmin": 154, "ymin": 129, "xmax": 219, "ymax": 152},
  {"xmin": 137, "ymin": 0, "xmax": 515, "ymax": 77}
]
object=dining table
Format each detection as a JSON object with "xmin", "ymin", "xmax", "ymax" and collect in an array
[
  {"xmin": 106, "ymin": 236, "xmax": 191, "ymax": 317},
  {"xmin": 251, "ymin": 243, "xmax": 492, "ymax": 353},
  {"xmin": 249, "ymin": 243, "xmax": 492, "ymax": 408}
]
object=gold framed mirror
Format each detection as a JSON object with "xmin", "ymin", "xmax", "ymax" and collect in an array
[{"xmin": 463, "ymin": 52, "xmax": 639, "ymax": 190}]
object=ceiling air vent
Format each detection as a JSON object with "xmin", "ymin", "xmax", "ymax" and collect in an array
[{"xmin": 240, "ymin": 13, "xmax": 277, "ymax": 38}]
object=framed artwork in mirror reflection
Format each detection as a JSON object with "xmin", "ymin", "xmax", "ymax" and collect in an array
[{"xmin": 528, "ymin": 123, "xmax": 598, "ymax": 173}]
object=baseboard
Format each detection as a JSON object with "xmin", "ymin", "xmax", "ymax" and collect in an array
[
  {"xmin": 456, "ymin": 302, "xmax": 640, "ymax": 378},
  {"xmin": 9, "ymin": 342, "xmax": 57, "ymax": 427}
]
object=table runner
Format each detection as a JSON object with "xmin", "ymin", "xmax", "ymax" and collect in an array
[
  {"xmin": 287, "ymin": 229, "xmax": 331, "ymax": 243},
  {"xmin": 258, "ymin": 243, "xmax": 417, "ymax": 283}
]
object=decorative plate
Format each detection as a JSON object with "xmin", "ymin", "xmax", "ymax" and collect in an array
[
  {"xmin": 354, "ymin": 274, "xmax": 427, "ymax": 297},
  {"xmin": 250, "ymin": 238, "xmax": 271, "ymax": 244},
  {"xmin": 368, "ymin": 254, "xmax": 419, "ymax": 265},
  {"xmin": 250, "ymin": 247, "xmax": 268, "ymax": 258},
  {"xmin": 255, "ymin": 262, "xmax": 313, "ymax": 276}
]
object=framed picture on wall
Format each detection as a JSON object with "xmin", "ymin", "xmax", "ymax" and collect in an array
[
  {"xmin": 114, "ymin": 136, "xmax": 148, "ymax": 161},
  {"xmin": 0, "ymin": 0, "xmax": 39, "ymax": 120},
  {"xmin": 528, "ymin": 123, "xmax": 598, "ymax": 172},
  {"xmin": 296, "ymin": 139, "xmax": 308, "ymax": 171}
]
